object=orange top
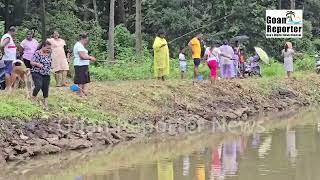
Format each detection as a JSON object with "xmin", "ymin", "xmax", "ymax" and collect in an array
[
  {"xmin": 240, "ymin": 54, "xmax": 245, "ymax": 64},
  {"xmin": 190, "ymin": 37, "xmax": 201, "ymax": 59}
]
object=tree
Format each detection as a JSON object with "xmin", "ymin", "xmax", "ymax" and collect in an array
[
  {"xmin": 4, "ymin": 0, "xmax": 9, "ymax": 31},
  {"xmin": 93, "ymin": 0, "xmax": 99, "ymax": 23},
  {"xmin": 108, "ymin": 0, "xmax": 115, "ymax": 62},
  {"xmin": 135, "ymin": 0, "xmax": 143, "ymax": 59},
  {"xmin": 286, "ymin": 11, "xmax": 295, "ymax": 21},
  {"xmin": 278, "ymin": 0, "xmax": 281, "ymax": 9},
  {"xmin": 41, "ymin": 0, "xmax": 46, "ymax": 41},
  {"xmin": 290, "ymin": 0, "xmax": 295, "ymax": 9},
  {"xmin": 116, "ymin": 0, "xmax": 126, "ymax": 25}
]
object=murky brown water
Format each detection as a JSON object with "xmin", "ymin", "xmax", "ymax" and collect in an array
[{"xmin": 1, "ymin": 109, "xmax": 320, "ymax": 180}]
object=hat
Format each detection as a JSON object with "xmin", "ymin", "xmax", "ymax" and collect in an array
[{"xmin": 286, "ymin": 42, "xmax": 293, "ymax": 49}]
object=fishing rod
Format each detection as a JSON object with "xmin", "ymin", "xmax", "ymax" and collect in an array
[
  {"xmin": 168, "ymin": 11, "xmax": 235, "ymax": 44},
  {"xmin": 97, "ymin": 11, "xmax": 235, "ymax": 64}
]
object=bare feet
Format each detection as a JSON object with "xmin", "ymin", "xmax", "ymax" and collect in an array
[
  {"xmin": 31, "ymin": 96, "xmax": 39, "ymax": 104},
  {"xmin": 42, "ymin": 99, "xmax": 49, "ymax": 110}
]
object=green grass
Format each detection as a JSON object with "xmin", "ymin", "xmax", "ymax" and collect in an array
[
  {"xmin": 0, "ymin": 92, "xmax": 43, "ymax": 120},
  {"xmin": 90, "ymin": 58, "xmax": 211, "ymax": 81},
  {"xmin": 261, "ymin": 61, "xmax": 286, "ymax": 78},
  {"xmin": 90, "ymin": 54, "xmax": 316, "ymax": 81},
  {"xmin": 0, "ymin": 54, "xmax": 316, "ymax": 123}
]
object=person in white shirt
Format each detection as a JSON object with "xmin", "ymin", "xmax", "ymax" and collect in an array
[
  {"xmin": 0, "ymin": 26, "xmax": 17, "ymax": 88},
  {"xmin": 178, "ymin": 48, "xmax": 187, "ymax": 79},
  {"xmin": 205, "ymin": 43, "xmax": 231, "ymax": 84},
  {"xmin": 73, "ymin": 33, "xmax": 96, "ymax": 97}
]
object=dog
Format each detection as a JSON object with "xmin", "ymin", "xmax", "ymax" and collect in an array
[{"xmin": 8, "ymin": 60, "xmax": 33, "ymax": 97}]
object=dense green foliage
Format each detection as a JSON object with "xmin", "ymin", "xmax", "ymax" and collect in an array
[{"xmin": 0, "ymin": 0, "xmax": 319, "ymax": 80}]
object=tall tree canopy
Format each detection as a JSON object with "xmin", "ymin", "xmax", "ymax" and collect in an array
[{"xmin": 0, "ymin": 0, "xmax": 318, "ymax": 61}]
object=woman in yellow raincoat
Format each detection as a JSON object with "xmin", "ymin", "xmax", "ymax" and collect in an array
[{"xmin": 153, "ymin": 30, "xmax": 170, "ymax": 81}]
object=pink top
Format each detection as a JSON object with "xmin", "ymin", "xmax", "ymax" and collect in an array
[
  {"xmin": 47, "ymin": 38, "xmax": 69, "ymax": 71},
  {"xmin": 20, "ymin": 39, "xmax": 39, "ymax": 61}
]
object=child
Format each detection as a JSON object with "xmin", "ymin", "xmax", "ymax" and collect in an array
[
  {"xmin": 179, "ymin": 48, "xmax": 187, "ymax": 79},
  {"xmin": 204, "ymin": 43, "xmax": 222, "ymax": 84},
  {"xmin": 239, "ymin": 49, "xmax": 246, "ymax": 78},
  {"xmin": 231, "ymin": 48, "xmax": 239, "ymax": 78}
]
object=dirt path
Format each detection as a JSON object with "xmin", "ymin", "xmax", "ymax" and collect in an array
[{"xmin": 1, "ymin": 75, "xmax": 320, "ymax": 164}]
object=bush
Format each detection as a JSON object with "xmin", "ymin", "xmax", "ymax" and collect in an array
[
  {"xmin": 262, "ymin": 61, "xmax": 285, "ymax": 77},
  {"xmin": 295, "ymin": 54, "xmax": 314, "ymax": 72},
  {"xmin": 262, "ymin": 55, "xmax": 315, "ymax": 78}
]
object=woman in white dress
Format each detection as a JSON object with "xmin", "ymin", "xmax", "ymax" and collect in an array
[{"xmin": 281, "ymin": 42, "xmax": 295, "ymax": 78}]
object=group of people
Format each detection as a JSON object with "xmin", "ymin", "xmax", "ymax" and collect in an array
[
  {"xmin": 153, "ymin": 31, "xmax": 297, "ymax": 82},
  {"xmin": 0, "ymin": 26, "xmax": 96, "ymax": 108}
]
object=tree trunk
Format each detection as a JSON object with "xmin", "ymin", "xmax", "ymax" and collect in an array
[
  {"xmin": 93, "ymin": 0, "xmax": 99, "ymax": 23},
  {"xmin": 278, "ymin": 0, "xmax": 281, "ymax": 9},
  {"xmin": 135, "ymin": 0, "xmax": 143, "ymax": 60},
  {"xmin": 290, "ymin": 0, "xmax": 295, "ymax": 9},
  {"xmin": 82, "ymin": 0, "xmax": 90, "ymax": 21},
  {"xmin": 25, "ymin": 0, "xmax": 29, "ymax": 14},
  {"xmin": 108, "ymin": 0, "xmax": 115, "ymax": 62},
  {"xmin": 4, "ymin": 0, "xmax": 10, "ymax": 31},
  {"xmin": 41, "ymin": 0, "xmax": 46, "ymax": 42},
  {"xmin": 116, "ymin": 0, "xmax": 126, "ymax": 24}
]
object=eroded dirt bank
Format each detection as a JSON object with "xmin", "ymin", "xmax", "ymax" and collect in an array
[{"xmin": 1, "ymin": 75, "xmax": 320, "ymax": 164}]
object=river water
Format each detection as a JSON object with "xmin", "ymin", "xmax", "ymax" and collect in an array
[{"xmin": 1, "ymin": 109, "xmax": 320, "ymax": 180}]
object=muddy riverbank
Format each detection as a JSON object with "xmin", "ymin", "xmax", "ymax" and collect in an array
[{"xmin": 0, "ymin": 76, "xmax": 320, "ymax": 164}]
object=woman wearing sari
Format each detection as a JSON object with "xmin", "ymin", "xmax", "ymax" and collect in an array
[{"xmin": 153, "ymin": 30, "xmax": 170, "ymax": 81}]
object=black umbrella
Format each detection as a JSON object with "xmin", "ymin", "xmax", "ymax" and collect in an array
[{"xmin": 230, "ymin": 35, "xmax": 249, "ymax": 43}]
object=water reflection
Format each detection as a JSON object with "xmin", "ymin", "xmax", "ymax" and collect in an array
[
  {"xmin": 1, "ymin": 109, "xmax": 320, "ymax": 180},
  {"xmin": 157, "ymin": 159, "xmax": 174, "ymax": 180},
  {"xmin": 195, "ymin": 164, "xmax": 205, "ymax": 180},
  {"xmin": 286, "ymin": 128, "xmax": 297, "ymax": 166},
  {"xmin": 210, "ymin": 145, "xmax": 222, "ymax": 179},
  {"xmin": 258, "ymin": 136, "xmax": 272, "ymax": 158},
  {"xmin": 182, "ymin": 156, "xmax": 190, "ymax": 176}
]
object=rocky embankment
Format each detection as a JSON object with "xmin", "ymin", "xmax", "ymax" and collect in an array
[{"xmin": 0, "ymin": 77, "xmax": 319, "ymax": 164}]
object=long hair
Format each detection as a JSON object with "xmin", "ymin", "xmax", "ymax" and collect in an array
[{"xmin": 284, "ymin": 44, "xmax": 289, "ymax": 52}]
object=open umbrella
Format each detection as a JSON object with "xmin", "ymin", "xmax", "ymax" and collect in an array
[
  {"xmin": 230, "ymin": 35, "xmax": 249, "ymax": 43},
  {"xmin": 254, "ymin": 47, "xmax": 270, "ymax": 64}
]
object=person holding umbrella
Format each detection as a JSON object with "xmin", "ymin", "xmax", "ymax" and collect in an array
[{"xmin": 254, "ymin": 47, "xmax": 270, "ymax": 77}]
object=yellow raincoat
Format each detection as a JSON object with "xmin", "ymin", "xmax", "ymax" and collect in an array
[{"xmin": 153, "ymin": 36, "xmax": 170, "ymax": 78}]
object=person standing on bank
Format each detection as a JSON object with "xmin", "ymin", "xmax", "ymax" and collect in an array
[
  {"xmin": 0, "ymin": 26, "xmax": 17, "ymax": 88},
  {"xmin": 47, "ymin": 31, "xmax": 69, "ymax": 87},
  {"xmin": 30, "ymin": 41, "xmax": 52, "ymax": 109},
  {"xmin": 281, "ymin": 42, "xmax": 295, "ymax": 78},
  {"xmin": 20, "ymin": 31, "xmax": 39, "ymax": 69},
  {"xmin": 152, "ymin": 30, "xmax": 170, "ymax": 81},
  {"xmin": 73, "ymin": 33, "xmax": 96, "ymax": 97},
  {"xmin": 219, "ymin": 40, "xmax": 234, "ymax": 79},
  {"xmin": 188, "ymin": 33, "xmax": 203, "ymax": 81}
]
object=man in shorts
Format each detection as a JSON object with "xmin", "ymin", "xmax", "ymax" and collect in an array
[
  {"xmin": 188, "ymin": 33, "xmax": 203, "ymax": 80},
  {"xmin": 0, "ymin": 27, "xmax": 17, "ymax": 88}
]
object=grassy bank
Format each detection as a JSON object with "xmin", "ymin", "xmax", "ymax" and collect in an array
[
  {"xmin": 90, "ymin": 54, "xmax": 316, "ymax": 81},
  {"xmin": 0, "ymin": 71, "xmax": 320, "ymax": 125}
]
